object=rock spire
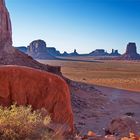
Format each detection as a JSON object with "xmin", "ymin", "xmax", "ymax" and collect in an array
[{"xmin": 0, "ymin": 0, "xmax": 12, "ymax": 49}]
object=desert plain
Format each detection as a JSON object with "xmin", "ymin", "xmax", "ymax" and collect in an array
[
  {"xmin": 39, "ymin": 58, "xmax": 140, "ymax": 92},
  {"xmin": 38, "ymin": 57, "xmax": 140, "ymax": 135}
]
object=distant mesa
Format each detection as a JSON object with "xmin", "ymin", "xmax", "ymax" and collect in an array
[
  {"xmin": 15, "ymin": 41, "xmax": 140, "ymax": 61},
  {"xmin": 26, "ymin": 39, "xmax": 62, "ymax": 59},
  {"xmin": 16, "ymin": 42, "xmax": 80, "ymax": 58},
  {"xmin": 110, "ymin": 49, "xmax": 121, "ymax": 56},
  {"xmin": 61, "ymin": 49, "xmax": 79, "ymax": 57},
  {"xmin": 27, "ymin": 39, "xmax": 54, "ymax": 59},
  {"xmin": 47, "ymin": 47, "xmax": 61, "ymax": 56},
  {"xmin": 70, "ymin": 49, "xmax": 79, "ymax": 56},
  {"xmin": 15, "ymin": 39, "xmax": 122, "ymax": 59},
  {"xmin": 15, "ymin": 44, "xmax": 61, "ymax": 58},
  {"xmin": 89, "ymin": 49, "xmax": 120, "ymax": 57},
  {"xmin": 16, "ymin": 41, "xmax": 140, "ymax": 61},
  {"xmin": 16, "ymin": 44, "xmax": 121, "ymax": 58},
  {"xmin": 62, "ymin": 51, "xmax": 69, "ymax": 56},
  {"xmin": 118, "ymin": 42, "xmax": 140, "ymax": 60},
  {"xmin": 89, "ymin": 49, "xmax": 108, "ymax": 56}
]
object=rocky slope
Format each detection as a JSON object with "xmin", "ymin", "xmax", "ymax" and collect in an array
[{"xmin": 69, "ymin": 81, "xmax": 140, "ymax": 139}]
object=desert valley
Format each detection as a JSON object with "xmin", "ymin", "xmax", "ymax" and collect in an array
[
  {"xmin": 0, "ymin": 0, "xmax": 140, "ymax": 140},
  {"xmin": 38, "ymin": 57, "xmax": 140, "ymax": 135},
  {"xmin": 39, "ymin": 59, "xmax": 140, "ymax": 92}
]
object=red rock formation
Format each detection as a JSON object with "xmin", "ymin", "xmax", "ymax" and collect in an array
[
  {"xmin": 0, "ymin": 65, "xmax": 74, "ymax": 132},
  {"xmin": 0, "ymin": 0, "xmax": 12, "ymax": 49}
]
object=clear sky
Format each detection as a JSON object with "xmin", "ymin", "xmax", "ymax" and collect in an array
[{"xmin": 6, "ymin": 0, "xmax": 140, "ymax": 54}]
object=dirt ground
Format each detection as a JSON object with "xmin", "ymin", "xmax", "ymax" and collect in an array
[{"xmin": 70, "ymin": 81, "xmax": 140, "ymax": 135}]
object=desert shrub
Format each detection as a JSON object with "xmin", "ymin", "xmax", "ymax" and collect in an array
[
  {"xmin": 121, "ymin": 132, "xmax": 139, "ymax": 140},
  {"xmin": 0, "ymin": 104, "xmax": 56, "ymax": 140}
]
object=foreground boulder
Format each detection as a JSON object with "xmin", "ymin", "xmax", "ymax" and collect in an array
[
  {"xmin": 0, "ymin": 65, "xmax": 74, "ymax": 132},
  {"xmin": 105, "ymin": 116, "xmax": 138, "ymax": 138}
]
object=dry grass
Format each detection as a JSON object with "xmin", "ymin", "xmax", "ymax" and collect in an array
[
  {"xmin": 0, "ymin": 104, "xmax": 63, "ymax": 140},
  {"xmin": 39, "ymin": 59, "xmax": 140, "ymax": 92}
]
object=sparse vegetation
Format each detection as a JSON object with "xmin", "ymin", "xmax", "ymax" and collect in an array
[
  {"xmin": 39, "ymin": 59, "xmax": 140, "ymax": 92},
  {"xmin": 0, "ymin": 104, "xmax": 62, "ymax": 140},
  {"xmin": 121, "ymin": 132, "xmax": 140, "ymax": 140}
]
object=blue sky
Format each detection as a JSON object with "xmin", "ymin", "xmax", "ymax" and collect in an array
[{"xmin": 6, "ymin": 0, "xmax": 140, "ymax": 54}]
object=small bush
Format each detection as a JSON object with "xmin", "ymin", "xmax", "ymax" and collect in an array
[
  {"xmin": 121, "ymin": 132, "xmax": 139, "ymax": 140},
  {"xmin": 0, "ymin": 104, "xmax": 55, "ymax": 140}
]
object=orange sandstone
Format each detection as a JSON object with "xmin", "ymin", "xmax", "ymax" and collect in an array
[{"xmin": 0, "ymin": 65, "xmax": 74, "ymax": 132}]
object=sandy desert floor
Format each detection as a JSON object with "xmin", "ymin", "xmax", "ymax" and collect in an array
[
  {"xmin": 39, "ymin": 58, "xmax": 140, "ymax": 135},
  {"xmin": 39, "ymin": 59, "xmax": 140, "ymax": 92}
]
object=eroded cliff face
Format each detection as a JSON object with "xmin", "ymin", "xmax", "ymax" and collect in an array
[{"xmin": 0, "ymin": 0, "xmax": 12, "ymax": 49}]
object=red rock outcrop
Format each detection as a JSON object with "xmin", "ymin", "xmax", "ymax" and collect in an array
[
  {"xmin": 0, "ymin": 0, "xmax": 12, "ymax": 47},
  {"xmin": 0, "ymin": 0, "xmax": 12, "ymax": 49},
  {"xmin": 0, "ymin": 65, "xmax": 74, "ymax": 132}
]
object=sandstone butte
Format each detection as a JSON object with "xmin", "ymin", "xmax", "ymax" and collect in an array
[
  {"xmin": 0, "ymin": 0, "xmax": 74, "ymax": 133},
  {"xmin": 119, "ymin": 42, "xmax": 140, "ymax": 60},
  {"xmin": 0, "ymin": 65, "xmax": 74, "ymax": 132}
]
